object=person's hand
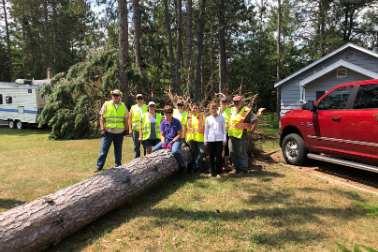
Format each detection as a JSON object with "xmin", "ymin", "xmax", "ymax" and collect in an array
[
  {"xmin": 129, "ymin": 129, "xmax": 133, "ymax": 135},
  {"xmin": 223, "ymin": 141, "xmax": 227, "ymax": 147},
  {"xmin": 204, "ymin": 142, "xmax": 208, "ymax": 148},
  {"xmin": 138, "ymin": 136, "xmax": 142, "ymax": 141},
  {"xmin": 167, "ymin": 142, "xmax": 173, "ymax": 150},
  {"xmin": 162, "ymin": 143, "xmax": 167, "ymax": 149},
  {"xmin": 101, "ymin": 129, "xmax": 106, "ymax": 137},
  {"xmin": 245, "ymin": 132, "xmax": 252, "ymax": 140}
]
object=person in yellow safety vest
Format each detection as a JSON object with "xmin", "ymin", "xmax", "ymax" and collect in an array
[
  {"xmin": 184, "ymin": 102, "xmax": 206, "ymax": 173},
  {"xmin": 128, "ymin": 94, "xmax": 148, "ymax": 158},
  {"xmin": 218, "ymin": 97, "xmax": 231, "ymax": 171},
  {"xmin": 139, "ymin": 101, "xmax": 162, "ymax": 155},
  {"xmin": 228, "ymin": 95, "xmax": 258, "ymax": 176},
  {"xmin": 173, "ymin": 99, "xmax": 188, "ymax": 139},
  {"xmin": 94, "ymin": 89, "xmax": 129, "ymax": 173}
]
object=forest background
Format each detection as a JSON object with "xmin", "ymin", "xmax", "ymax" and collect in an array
[{"xmin": 1, "ymin": 0, "xmax": 378, "ymax": 138}]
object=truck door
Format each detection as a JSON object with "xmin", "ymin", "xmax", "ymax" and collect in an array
[
  {"xmin": 344, "ymin": 84, "xmax": 378, "ymax": 162},
  {"xmin": 306, "ymin": 86, "xmax": 353, "ymax": 153}
]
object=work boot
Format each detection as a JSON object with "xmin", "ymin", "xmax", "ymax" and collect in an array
[
  {"xmin": 93, "ymin": 168, "xmax": 102, "ymax": 173},
  {"xmin": 236, "ymin": 171, "xmax": 248, "ymax": 177}
]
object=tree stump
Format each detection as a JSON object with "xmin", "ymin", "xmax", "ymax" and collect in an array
[{"xmin": 0, "ymin": 147, "xmax": 193, "ymax": 252}]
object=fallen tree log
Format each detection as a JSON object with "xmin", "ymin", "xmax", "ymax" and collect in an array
[{"xmin": 0, "ymin": 147, "xmax": 193, "ymax": 252}]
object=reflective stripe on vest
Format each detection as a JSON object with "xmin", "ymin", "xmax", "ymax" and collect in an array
[
  {"xmin": 186, "ymin": 113, "xmax": 205, "ymax": 142},
  {"xmin": 131, "ymin": 104, "xmax": 148, "ymax": 131},
  {"xmin": 141, "ymin": 113, "xmax": 162, "ymax": 140},
  {"xmin": 228, "ymin": 106, "xmax": 251, "ymax": 139},
  {"xmin": 103, "ymin": 102, "xmax": 126, "ymax": 128}
]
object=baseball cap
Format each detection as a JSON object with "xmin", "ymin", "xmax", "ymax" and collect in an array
[
  {"xmin": 233, "ymin": 95, "xmax": 242, "ymax": 101},
  {"xmin": 111, "ymin": 89, "xmax": 121, "ymax": 95},
  {"xmin": 220, "ymin": 97, "xmax": 228, "ymax": 102},
  {"xmin": 177, "ymin": 99, "xmax": 185, "ymax": 106},
  {"xmin": 136, "ymin": 94, "xmax": 143, "ymax": 99},
  {"xmin": 148, "ymin": 101, "xmax": 156, "ymax": 107}
]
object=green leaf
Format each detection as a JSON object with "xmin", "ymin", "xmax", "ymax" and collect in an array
[{"xmin": 336, "ymin": 243, "xmax": 353, "ymax": 252}]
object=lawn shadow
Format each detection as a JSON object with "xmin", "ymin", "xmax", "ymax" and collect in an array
[{"xmin": 0, "ymin": 199, "xmax": 26, "ymax": 211}]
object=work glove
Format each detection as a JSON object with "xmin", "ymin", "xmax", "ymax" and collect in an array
[
  {"xmin": 167, "ymin": 142, "xmax": 173, "ymax": 150},
  {"xmin": 223, "ymin": 141, "xmax": 227, "ymax": 147},
  {"xmin": 101, "ymin": 129, "xmax": 106, "ymax": 137},
  {"xmin": 162, "ymin": 143, "xmax": 167, "ymax": 149},
  {"xmin": 204, "ymin": 142, "xmax": 208, "ymax": 148}
]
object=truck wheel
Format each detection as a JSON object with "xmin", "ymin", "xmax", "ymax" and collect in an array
[
  {"xmin": 16, "ymin": 121, "xmax": 24, "ymax": 130},
  {"xmin": 282, "ymin": 133, "xmax": 308, "ymax": 166},
  {"xmin": 8, "ymin": 120, "xmax": 15, "ymax": 129}
]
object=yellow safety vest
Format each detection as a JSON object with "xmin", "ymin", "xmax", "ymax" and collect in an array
[
  {"xmin": 131, "ymin": 104, "xmax": 148, "ymax": 131},
  {"xmin": 103, "ymin": 101, "xmax": 126, "ymax": 129},
  {"xmin": 218, "ymin": 107, "xmax": 231, "ymax": 133},
  {"xmin": 228, "ymin": 106, "xmax": 251, "ymax": 139},
  {"xmin": 141, "ymin": 113, "xmax": 162, "ymax": 140},
  {"xmin": 173, "ymin": 109, "xmax": 188, "ymax": 126},
  {"xmin": 185, "ymin": 113, "xmax": 205, "ymax": 142}
]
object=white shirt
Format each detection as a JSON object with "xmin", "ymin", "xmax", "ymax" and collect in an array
[{"xmin": 204, "ymin": 114, "xmax": 227, "ymax": 142}]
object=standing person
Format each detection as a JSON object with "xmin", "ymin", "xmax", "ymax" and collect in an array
[
  {"xmin": 173, "ymin": 99, "xmax": 188, "ymax": 139},
  {"xmin": 152, "ymin": 105, "xmax": 187, "ymax": 173},
  {"xmin": 184, "ymin": 103, "xmax": 205, "ymax": 173},
  {"xmin": 204, "ymin": 103, "xmax": 227, "ymax": 178},
  {"xmin": 218, "ymin": 97, "xmax": 231, "ymax": 170},
  {"xmin": 228, "ymin": 96, "xmax": 258, "ymax": 176},
  {"xmin": 94, "ymin": 89, "xmax": 129, "ymax": 173},
  {"xmin": 139, "ymin": 101, "xmax": 162, "ymax": 155},
  {"xmin": 128, "ymin": 94, "xmax": 147, "ymax": 158}
]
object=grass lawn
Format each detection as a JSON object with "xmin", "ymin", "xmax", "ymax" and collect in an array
[{"xmin": 1, "ymin": 127, "xmax": 378, "ymax": 251}]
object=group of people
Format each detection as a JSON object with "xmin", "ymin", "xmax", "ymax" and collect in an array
[{"xmin": 93, "ymin": 89, "xmax": 258, "ymax": 177}]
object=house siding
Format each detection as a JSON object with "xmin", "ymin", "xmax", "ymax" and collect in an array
[{"xmin": 279, "ymin": 46, "xmax": 378, "ymax": 117}]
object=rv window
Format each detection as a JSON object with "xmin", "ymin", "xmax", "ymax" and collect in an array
[
  {"xmin": 6, "ymin": 96, "xmax": 12, "ymax": 104},
  {"xmin": 28, "ymin": 89, "xmax": 32, "ymax": 93},
  {"xmin": 0, "ymin": 94, "xmax": 2, "ymax": 104}
]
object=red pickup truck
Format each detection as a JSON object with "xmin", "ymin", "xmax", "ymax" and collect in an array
[{"xmin": 279, "ymin": 79, "xmax": 378, "ymax": 173}]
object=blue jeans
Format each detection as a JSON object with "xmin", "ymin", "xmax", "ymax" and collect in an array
[
  {"xmin": 152, "ymin": 139, "xmax": 186, "ymax": 167},
  {"xmin": 230, "ymin": 135, "xmax": 249, "ymax": 172},
  {"xmin": 188, "ymin": 141, "xmax": 205, "ymax": 172},
  {"xmin": 133, "ymin": 130, "xmax": 146, "ymax": 158},
  {"xmin": 96, "ymin": 131, "xmax": 124, "ymax": 169}
]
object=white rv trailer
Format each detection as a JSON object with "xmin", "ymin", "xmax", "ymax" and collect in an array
[{"xmin": 0, "ymin": 79, "xmax": 50, "ymax": 129}]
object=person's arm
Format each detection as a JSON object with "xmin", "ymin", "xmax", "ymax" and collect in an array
[
  {"xmin": 221, "ymin": 117, "xmax": 227, "ymax": 142},
  {"xmin": 100, "ymin": 115, "xmax": 105, "ymax": 130},
  {"xmin": 128, "ymin": 108, "xmax": 133, "ymax": 134},
  {"xmin": 204, "ymin": 117, "xmax": 209, "ymax": 143},
  {"xmin": 172, "ymin": 130, "xmax": 181, "ymax": 143},
  {"xmin": 250, "ymin": 119, "xmax": 258, "ymax": 133},
  {"xmin": 160, "ymin": 131, "xmax": 165, "ymax": 144},
  {"xmin": 124, "ymin": 108, "xmax": 129, "ymax": 133},
  {"xmin": 183, "ymin": 125, "xmax": 187, "ymax": 139}
]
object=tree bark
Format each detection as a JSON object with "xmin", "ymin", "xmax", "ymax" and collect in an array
[
  {"xmin": 0, "ymin": 147, "xmax": 194, "ymax": 252},
  {"xmin": 185, "ymin": 0, "xmax": 192, "ymax": 78},
  {"xmin": 52, "ymin": 0, "xmax": 57, "ymax": 74},
  {"xmin": 119, "ymin": 0, "xmax": 129, "ymax": 105},
  {"xmin": 2, "ymin": 0, "xmax": 13, "ymax": 81},
  {"xmin": 163, "ymin": 0, "xmax": 176, "ymax": 89},
  {"xmin": 44, "ymin": 0, "xmax": 50, "ymax": 70},
  {"xmin": 193, "ymin": 0, "xmax": 205, "ymax": 102},
  {"xmin": 218, "ymin": 0, "xmax": 227, "ymax": 94},
  {"xmin": 132, "ymin": 0, "xmax": 143, "ymax": 93},
  {"xmin": 174, "ymin": 0, "xmax": 183, "ymax": 92},
  {"xmin": 276, "ymin": 0, "xmax": 281, "ymax": 117},
  {"xmin": 209, "ymin": 22, "xmax": 214, "ymax": 94}
]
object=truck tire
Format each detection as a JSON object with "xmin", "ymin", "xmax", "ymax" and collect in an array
[
  {"xmin": 8, "ymin": 120, "xmax": 15, "ymax": 129},
  {"xmin": 16, "ymin": 121, "xmax": 24, "ymax": 130},
  {"xmin": 282, "ymin": 133, "xmax": 308, "ymax": 166}
]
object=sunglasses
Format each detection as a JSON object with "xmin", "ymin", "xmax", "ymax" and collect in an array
[
  {"xmin": 233, "ymin": 101, "xmax": 241, "ymax": 103},
  {"xmin": 112, "ymin": 94, "xmax": 119, "ymax": 97},
  {"xmin": 177, "ymin": 104, "xmax": 183, "ymax": 107},
  {"xmin": 149, "ymin": 105, "xmax": 155, "ymax": 108},
  {"xmin": 165, "ymin": 112, "xmax": 172, "ymax": 114},
  {"xmin": 137, "ymin": 97, "xmax": 143, "ymax": 100}
]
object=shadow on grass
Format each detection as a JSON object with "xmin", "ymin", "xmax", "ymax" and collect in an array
[{"xmin": 0, "ymin": 199, "xmax": 25, "ymax": 211}]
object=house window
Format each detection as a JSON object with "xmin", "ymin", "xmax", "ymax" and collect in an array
[
  {"xmin": 337, "ymin": 68, "xmax": 347, "ymax": 78},
  {"xmin": 345, "ymin": 52, "xmax": 354, "ymax": 60}
]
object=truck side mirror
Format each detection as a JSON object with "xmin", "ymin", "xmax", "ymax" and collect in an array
[{"xmin": 302, "ymin": 101, "xmax": 316, "ymax": 112}]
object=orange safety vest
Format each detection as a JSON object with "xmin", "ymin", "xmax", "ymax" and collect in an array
[
  {"xmin": 185, "ymin": 113, "xmax": 205, "ymax": 142},
  {"xmin": 228, "ymin": 106, "xmax": 251, "ymax": 139}
]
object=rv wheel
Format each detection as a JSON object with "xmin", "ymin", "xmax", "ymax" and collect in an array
[
  {"xmin": 16, "ymin": 121, "xmax": 24, "ymax": 130},
  {"xmin": 8, "ymin": 120, "xmax": 15, "ymax": 129}
]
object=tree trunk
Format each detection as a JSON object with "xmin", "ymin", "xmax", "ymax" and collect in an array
[
  {"xmin": 209, "ymin": 22, "xmax": 214, "ymax": 94},
  {"xmin": 2, "ymin": 0, "xmax": 13, "ymax": 81},
  {"xmin": 119, "ymin": 0, "xmax": 129, "ymax": 105},
  {"xmin": 174, "ymin": 0, "xmax": 183, "ymax": 92},
  {"xmin": 132, "ymin": 0, "xmax": 143, "ymax": 93},
  {"xmin": 52, "ymin": 0, "xmax": 57, "ymax": 74},
  {"xmin": 276, "ymin": 0, "xmax": 281, "ymax": 117},
  {"xmin": 0, "ymin": 147, "xmax": 194, "ymax": 252},
  {"xmin": 163, "ymin": 0, "xmax": 176, "ymax": 89},
  {"xmin": 185, "ymin": 0, "xmax": 192, "ymax": 78},
  {"xmin": 44, "ymin": 0, "xmax": 50, "ymax": 70},
  {"xmin": 193, "ymin": 0, "xmax": 205, "ymax": 102},
  {"xmin": 218, "ymin": 0, "xmax": 227, "ymax": 94}
]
